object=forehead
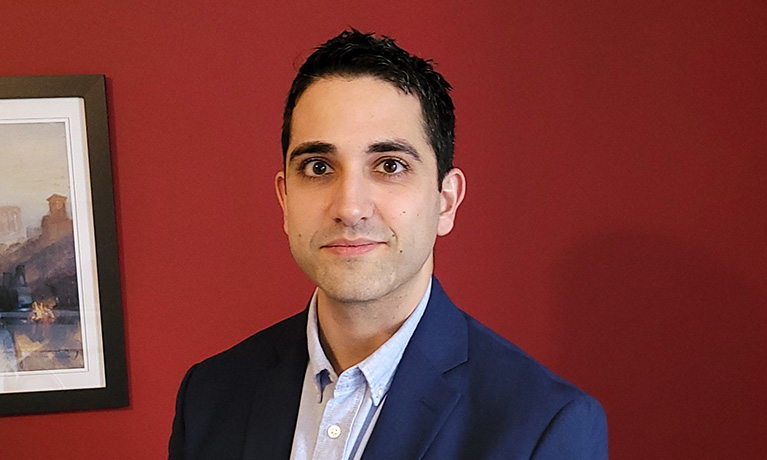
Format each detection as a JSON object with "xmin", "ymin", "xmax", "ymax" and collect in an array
[{"xmin": 289, "ymin": 76, "xmax": 431, "ymax": 154}]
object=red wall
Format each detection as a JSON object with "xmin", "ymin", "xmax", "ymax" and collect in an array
[{"xmin": 2, "ymin": 1, "xmax": 765, "ymax": 458}]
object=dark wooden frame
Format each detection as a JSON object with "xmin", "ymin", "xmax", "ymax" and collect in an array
[{"xmin": 0, "ymin": 75, "xmax": 127, "ymax": 415}]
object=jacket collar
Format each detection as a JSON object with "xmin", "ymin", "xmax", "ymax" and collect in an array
[
  {"xmin": 241, "ymin": 309, "xmax": 308, "ymax": 460},
  {"xmin": 240, "ymin": 277, "xmax": 468, "ymax": 460},
  {"xmin": 361, "ymin": 277, "xmax": 468, "ymax": 460}
]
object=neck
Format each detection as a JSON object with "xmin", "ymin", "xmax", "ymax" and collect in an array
[{"xmin": 316, "ymin": 272, "xmax": 431, "ymax": 374}]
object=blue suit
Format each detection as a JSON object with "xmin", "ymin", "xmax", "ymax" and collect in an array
[{"xmin": 169, "ymin": 279, "xmax": 608, "ymax": 459}]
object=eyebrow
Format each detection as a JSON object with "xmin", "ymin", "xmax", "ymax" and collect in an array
[
  {"xmin": 369, "ymin": 139, "xmax": 422, "ymax": 162},
  {"xmin": 288, "ymin": 141, "xmax": 336, "ymax": 163}
]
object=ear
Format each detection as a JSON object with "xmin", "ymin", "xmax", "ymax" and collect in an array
[
  {"xmin": 275, "ymin": 170, "xmax": 289, "ymax": 234},
  {"xmin": 437, "ymin": 167, "xmax": 466, "ymax": 236}
]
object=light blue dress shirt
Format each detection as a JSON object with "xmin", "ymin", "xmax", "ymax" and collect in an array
[{"xmin": 289, "ymin": 280, "xmax": 432, "ymax": 460}]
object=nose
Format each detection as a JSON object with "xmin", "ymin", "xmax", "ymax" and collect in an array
[{"xmin": 329, "ymin": 171, "xmax": 374, "ymax": 227}]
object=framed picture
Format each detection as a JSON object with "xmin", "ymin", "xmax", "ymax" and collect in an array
[{"xmin": 0, "ymin": 75, "xmax": 127, "ymax": 415}]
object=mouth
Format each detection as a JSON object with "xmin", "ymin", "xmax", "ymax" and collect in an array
[{"xmin": 321, "ymin": 238, "xmax": 384, "ymax": 256}]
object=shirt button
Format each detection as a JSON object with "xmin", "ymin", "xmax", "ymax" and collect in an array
[{"xmin": 327, "ymin": 424, "xmax": 342, "ymax": 439}]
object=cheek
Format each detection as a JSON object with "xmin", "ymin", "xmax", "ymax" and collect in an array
[
  {"xmin": 390, "ymin": 202, "xmax": 439, "ymax": 242},
  {"xmin": 286, "ymin": 209, "xmax": 310, "ymax": 242},
  {"xmin": 386, "ymin": 190, "xmax": 434, "ymax": 218},
  {"xmin": 287, "ymin": 200, "xmax": 315, "ymax": 224}
]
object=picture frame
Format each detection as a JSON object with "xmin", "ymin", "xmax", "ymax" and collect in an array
[{"xmin": 0, "ymin": 75, "xmax": 127, "ymax": 415}]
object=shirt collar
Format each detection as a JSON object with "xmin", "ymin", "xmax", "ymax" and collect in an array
[{"xmin": 305, "ymin": 279, "xmax": 432, "ymax": 406}]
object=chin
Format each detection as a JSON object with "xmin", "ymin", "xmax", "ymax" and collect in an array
[
  {"xmin": 312, "ymin": 268, "xmax": 399, "ymax": 305},
  {"xmin": 296, "ymin": 254, "xmax": 432, "ymax": 305},
  {"xmin": 318, "ymin": 279, "xmax": 389, "ymax": 304}
]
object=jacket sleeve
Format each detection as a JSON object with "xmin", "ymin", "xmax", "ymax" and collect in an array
[{"xmin": 530, "ymin": 395, "xmax": 608, "ymax": 460}]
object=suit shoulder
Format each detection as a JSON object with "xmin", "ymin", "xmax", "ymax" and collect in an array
[
  {"xmin": 170, "ymin": 311, "xmax": 308, "ymax": 459},
  {"xmin": 460, "ymin": 311, "xmax": 592, "ymax": 409},
  {"xmin": 531, "ymin": 394, "xmax": 609, "ymax": 459},
  {"xmin": 189, "ymin": 310, "xmax": 307, "ymax": 378}
]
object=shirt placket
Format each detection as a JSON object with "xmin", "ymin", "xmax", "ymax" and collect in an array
[{"xmin": 311, "ymin": 369, "xmax": 365, "ymax": 460}]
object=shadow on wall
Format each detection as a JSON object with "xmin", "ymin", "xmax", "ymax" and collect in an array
[{"xmin": 552, "ymin": 230, "xmax": 766, "ymax": 459}]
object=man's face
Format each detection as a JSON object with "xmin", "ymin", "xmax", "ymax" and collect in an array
[{"xmin": 276, "ymin": 76, "xmax": 464, "ymax": 305}]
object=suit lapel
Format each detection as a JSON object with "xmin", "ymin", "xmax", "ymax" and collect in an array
[
  {"xmin": 361, "ymin": 279, "xmax": 468, "ymax": 460},
  {"xmin": 241, "ymin": 310, "xmax": 309, "ymax": 460}
]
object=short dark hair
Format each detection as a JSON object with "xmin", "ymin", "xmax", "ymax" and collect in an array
[{"xmin": 281, "ymin": 29, "xmax": 455, "ymax": 186}]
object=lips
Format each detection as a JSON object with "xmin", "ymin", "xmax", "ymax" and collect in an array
[{"xmin": 321, "ymin": 238, "xmax": 384, "ymax": 255}]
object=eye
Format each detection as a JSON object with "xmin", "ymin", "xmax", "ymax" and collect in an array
[
  {"xmin": 312, "ymin": 161, "xmax": 327, "ymax": 175},
  {"xmin": 300, "ymin": 159, "xmax": 332, "ymax": 177},
  {"xmin": 376, "ymin": 158, "xmax": 408, "ymax": 175}
]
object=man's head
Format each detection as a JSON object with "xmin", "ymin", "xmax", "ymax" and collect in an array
[
  {"xmin": 281, "ymin": 29, "xmax": 455, "ymax": 188},
  {"xmin": 276, "ymin": 30, "xmax": 465, "ymax": 307}
]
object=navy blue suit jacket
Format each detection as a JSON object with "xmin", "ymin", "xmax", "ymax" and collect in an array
[{"xmin": 169, "ymin": 279, "xmax": 608, "ymax": 459}]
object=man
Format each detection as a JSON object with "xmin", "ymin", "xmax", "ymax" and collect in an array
[{"xmin": 169, "ymin": 30, "xmax": 608, "ymax": 460}]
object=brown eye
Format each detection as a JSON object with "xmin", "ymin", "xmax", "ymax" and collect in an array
[
  {"xmin": 301, "ymin": 159, "xmax": 331, "ymax": 177},
  {"xmin": 312, "ymin": 161, "xmax": 327, "ymax": 175},
  {"xmin": 379, "ymin": 159, "xmax": 404, "ymax": 174}
]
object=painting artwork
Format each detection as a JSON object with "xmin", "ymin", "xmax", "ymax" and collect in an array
[
  {"xmin": 0, "ymin": 121, "xmax": 85, "ymax": 374},
  {"xmin": 0, "ymin": 76, "xmax": 127, "ymax": 415}
]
